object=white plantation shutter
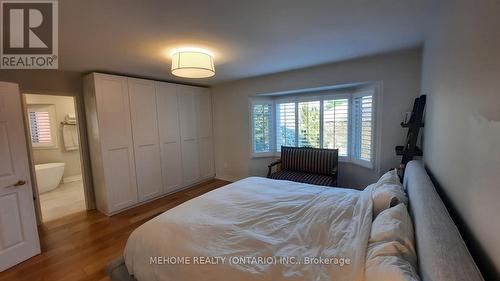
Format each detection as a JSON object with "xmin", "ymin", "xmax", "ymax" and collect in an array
[
  {"xmin": 28, "ymin": 105, "xmax": 56, "ymax": 148},
  {"xmin": 276, "ymin": 102, "xmax": 296, "ymax": 150},
  {"xmin": 252, "ymin": 102, "xmax": 273, "ymax": 154},
  {"xmin": 29, "ymin": 111, "xmax": 52, "ymax": 143},
  {"xmin": 323, "ymin": 98, "xmax": 349, "ymax": 156},
  {"xmin": 298, "ymin": 101, "xmax": 320, "ymax": 148},
  {"xmin": 353, "ymin": 94, "xmax": 374, "ymax": 164}
]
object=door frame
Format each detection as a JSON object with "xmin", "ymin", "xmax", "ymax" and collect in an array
[{"xmin": 21, "ymin": 91, "xmax": 95, "ymax": 224}]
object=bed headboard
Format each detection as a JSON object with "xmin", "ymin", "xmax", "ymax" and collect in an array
[{"xmin": 404, "ymin": 161, "xmax": 484, "ymax": 281}]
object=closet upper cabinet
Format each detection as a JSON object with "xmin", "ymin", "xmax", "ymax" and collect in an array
[
  {"xmin": 128, "ymin": 78, "xmax": 163, "ymax": 202},
  {"xmin": 84, "ymin": 73, "xmax": 138, "ymax": 214},
  {"xmin": 155, "ymin": 82, "xmax": 182, "ymax": 194}
]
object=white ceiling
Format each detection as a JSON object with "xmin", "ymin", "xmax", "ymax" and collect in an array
[{"xmin": 59, "ymin": 0, "xmax": 435, "ymax": 85}]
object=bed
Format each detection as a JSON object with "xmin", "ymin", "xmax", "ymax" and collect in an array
[{"xmin": 107, "ymin": 160, "xmax": 484, "ymax": 281}]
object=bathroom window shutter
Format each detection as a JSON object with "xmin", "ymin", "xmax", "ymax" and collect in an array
[{"xmin": 28, "ymin": 105, "xmax": 57, "ymax": 148}]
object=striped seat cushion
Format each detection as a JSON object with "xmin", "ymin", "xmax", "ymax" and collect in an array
[
  {"xmin": 269, "ymin": 170, "xmax": 335, "ymax": 186},
  {"xmin": 280, "ymin": 146, "xmax": 338, "ymax": 175}
]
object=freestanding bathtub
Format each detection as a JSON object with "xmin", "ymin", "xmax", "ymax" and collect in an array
[{"xmin": 35, "ymin": 163, "xmax": 65, "ymax": 193}]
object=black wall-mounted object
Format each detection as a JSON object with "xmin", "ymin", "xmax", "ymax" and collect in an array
[{"xmin": 396, "ymin": 95, "xmax": 426, "ymax": 167}]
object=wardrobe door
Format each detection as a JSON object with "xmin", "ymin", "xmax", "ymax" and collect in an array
[
  {"xmin": 94, "ymin": 74, "xmax": 138, "ymax": 211},
  {"xmin": 196, "ymin": 88, "xmax": 214, "ymax": 179},
  {"xmin": 179, "ymin": 86, "xmax": 200, "ymax": 185},
  {"xmin": 155, "ymin": 82, "xmax": 182, "ymax": 194},
  {"xmin": 128, "ymin": 78, "xmax": 163, "ymax": 202}
]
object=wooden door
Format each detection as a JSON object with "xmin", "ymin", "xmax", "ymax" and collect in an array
[{"xmin": 0, "ymin": 82, "xmax": 41, "ymax": 271}]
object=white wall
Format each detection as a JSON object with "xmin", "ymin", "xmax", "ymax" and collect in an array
[
  {"xmin": 25, "ymin": 94, "xmax": 82, "ymax": 180},
  {"xmin": 421, "ymin": 1, "xmax": 500, "ymax": 278},
  {"xmin": 212, "ymin": 48, "xmax": 422, "ymax": 188}
]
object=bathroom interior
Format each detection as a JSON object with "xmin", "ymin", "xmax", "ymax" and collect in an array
[{"xmin": 25, "ymin": 94, "xmax": 86, "ymax": 222}]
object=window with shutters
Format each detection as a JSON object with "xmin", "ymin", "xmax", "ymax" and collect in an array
[
  {"xmin": 323, "ymin": 98, "xmax": 349, "ymax": 157},
  {"xmin": 276, "ymin": 102, "xmax": 296, "ymax": 150},
  {"xmin": 251, "ymin": 100, "xmax": 273, "ymax": 156},
  {"xmin": 251, "ymin": 88, "xmax": 377, "ymax": 168},
  {"xmin": 298, "ymin": 101, "xmax": 321, "ymax": 148},
  {"xmin": 352, "ymin": 92, "xmax": 375, "ymax": 167},
  {"xmin": 27, "ymin": 105, "xmax": 57, "ymax": 149}
]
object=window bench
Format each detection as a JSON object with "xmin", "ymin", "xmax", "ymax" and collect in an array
[{"xmin": 267, "ymin": 146, "xmax": 338, "ymax": 187}]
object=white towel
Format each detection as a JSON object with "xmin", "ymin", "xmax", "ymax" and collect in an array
[
  {"xmin": 62, "ymin": 124, "xmax": 79, "ymax": 151},
  {"xmin": 64, "ymin": 114, "xmax": 77, "ymax": 124}
]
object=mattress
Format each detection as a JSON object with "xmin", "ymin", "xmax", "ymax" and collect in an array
[{"xmin": 123, "ymin": 177, "xmax": 374, "ymax": 281}]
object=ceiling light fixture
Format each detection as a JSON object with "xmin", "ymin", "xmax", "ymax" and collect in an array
[{"xmin": 170, "ymin": 48, "xmax": 215, "ymax": 78}]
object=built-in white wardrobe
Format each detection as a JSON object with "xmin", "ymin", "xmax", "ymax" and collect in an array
[{"xmin": 84, "ymin": 73, "xmax": 214, "ymax": 215}]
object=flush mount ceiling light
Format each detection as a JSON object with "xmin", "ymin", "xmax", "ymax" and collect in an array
[{"xmin": 170, "ymin": 48, "xmax": 215, "ymax": 78}]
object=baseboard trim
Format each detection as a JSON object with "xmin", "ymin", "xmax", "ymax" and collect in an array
[
  {"xmin": 214, "ymin": 173, "xmax": 241, "ymax": 182},
  {"xmin": 63, "ymin": 175, "xmax": 83, "ymax": 183},
  {"xmin": 102, "ymin": 176, "xmax": 220, "ymax": 216}
]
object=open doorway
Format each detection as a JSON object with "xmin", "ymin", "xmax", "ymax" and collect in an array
[{"xmin": 23, "ymin": 94, "xmax": 87, "ymax": 222}]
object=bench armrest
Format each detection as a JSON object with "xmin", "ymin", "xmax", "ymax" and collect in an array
[
  {"xmin": 267, "ymin": 159, "xmax": 281, "ymax": 177},
  {"xmin": 326, "ymin": 167, "xmax": 338, "ymax": 187}
]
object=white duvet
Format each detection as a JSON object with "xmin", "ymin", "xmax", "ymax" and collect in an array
[{"xmin": 124, "ymin": 177, "xmax": 374, "ymax": 281}]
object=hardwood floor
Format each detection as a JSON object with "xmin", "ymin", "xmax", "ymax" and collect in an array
[{"xmin": 0, "ymin": 179, "xmax": 230, "ymax": 281}]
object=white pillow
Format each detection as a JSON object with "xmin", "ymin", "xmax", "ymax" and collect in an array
[
  {"xmin": 365, "ymin": 204, "xmax": 420, "ymax": 281},
  {"xmin": 370, "ymin": 204, "xmax": 415, "ymax": 248},
  {"xmin": 377, "ymin": 169, "xmax": 401, "ymax": 185},
  {"xmin": 366, "ymin": 240, "xmax": 417, "ymax": 268},
  {"xmin": 372, "ymin": 183, "xmax": 408, "ymax": 217},
  {"xmin": 369, "ymin": 203, "xmax": 416, "ymax": 266},
  {"xmin": 365, "ymin": 255, "xmax": 420, "ymax": 281},
  {"xmin": 370, "ymin": 169, "xmax": 406, "ymax": 217}
]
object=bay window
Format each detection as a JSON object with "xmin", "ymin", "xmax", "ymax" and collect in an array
[{"xmin": 251, "ymin": 88, "xmax": 377, "ymax": 168}]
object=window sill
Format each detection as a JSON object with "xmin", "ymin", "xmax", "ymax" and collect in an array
[
  {"xmin": 32, "ymin": 145, "xmax": 58, "ymax": 150},
  {"xmin": 350, "ymin": 159, "xmax": 374, "ymax": 170},
  {"xmin": 251, "ymin": 152, "xmax": 277, "ymax": 159}
]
